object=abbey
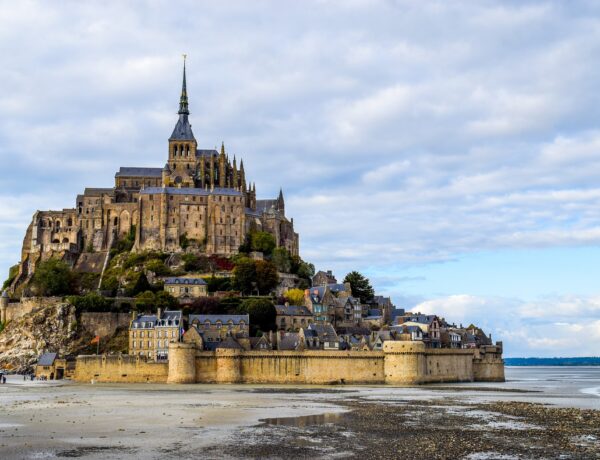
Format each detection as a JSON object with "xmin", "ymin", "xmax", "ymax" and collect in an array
[{"xmin": 12, "ymin": 61, "xmax": 298, "ymax": 289}]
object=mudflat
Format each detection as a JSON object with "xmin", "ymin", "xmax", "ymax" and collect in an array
[{"xmin": 0, "ymin": 367, "xmax": 598, "ymax": 459}]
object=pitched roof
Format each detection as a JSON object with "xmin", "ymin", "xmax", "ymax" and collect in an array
[
  {"xmin": 256, "ymin": 199, "xmax": 278, "ymax": 214},
  {"xmin": 139, "ymin": 187, "xmax": 242, "ymax": 197},
  {"xmin": 278, "ymin": 333, "xmax": 300, "ymax": 350},
  {"xmin": 37, "ymin": 352, "xmax": 57, "ymax": 366},
  {"xmin": 275, "ymin": 304, "xmax": 312, "ymax": 316},
  {"xmin": 115, "ymin": 167, "xmax": 163, "ymax": 178},
  {"xmin": 216, "ymin": 336, "xmax": 244, "ymax": 350},
  {"xmin": 307, "ymin": 323, "xmax": 338, "ymax": 341},
  {"xmin": 164, "ymin": 277, "xmax": 207, "ymax": 285},
  {"xmin": 157, "ymin": 310, "xmax": 182, "ymax": 326},
  {"xmin": 189, "ymin": 314, "xmax": 249, "ymax": 325},
  {"xmin": 169, "ymin": 114, "xmax": 195, "ymax": 141},
  {"xmin": 131, "ymin": 314, "xmax": 158, "ymax": 328}
]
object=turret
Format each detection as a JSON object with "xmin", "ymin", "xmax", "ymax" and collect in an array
[
  {"xmin": 277, "ymin": 187, "xmax": 285, "ymax": 214},
  {"xmin": 219, "ymin": 142, "xmax": 226, "ymax": 188},
  {"xmin": 232, "ymin": 156, "xmax": 238, "ymax": 189},
  {"xmin": 0, "ymin": 290, "xmax": 8, "ymax": 324}
]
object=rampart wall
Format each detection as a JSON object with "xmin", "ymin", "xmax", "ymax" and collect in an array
[{"xmin": 74, "ymin": 341, "xmax": 504, "ymax": 385}]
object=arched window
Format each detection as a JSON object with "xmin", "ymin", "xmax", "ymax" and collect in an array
[
  {"xmin": 55, "ymin": 220, "xmax": 61, "ymax": 229},
  {"xmin": 62, "ymin": 237, "xmax": 69, "ymax": 243},
  {"xmin": 113, "ymin": 217, "xmax": 118, "ymax": 226},
  {"xmin": 67, "ymin": 218, "xmax": 73, "ymax": 227}
]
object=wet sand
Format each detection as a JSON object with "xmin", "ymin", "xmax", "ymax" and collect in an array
[{"xmin": 0, "ymin": 367, "xmax": 598, "ymax": 459}]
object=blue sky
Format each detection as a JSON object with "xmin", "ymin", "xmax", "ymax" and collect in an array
[{"xmin": 1, "ymin": 1, "xmax": 600, "ymax": 357}]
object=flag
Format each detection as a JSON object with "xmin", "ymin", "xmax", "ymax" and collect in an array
[{"xmin": 90, "ymin": 335, "xmax": 100, "ymax": 345}]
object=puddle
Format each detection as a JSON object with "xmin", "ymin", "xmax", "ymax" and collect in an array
[{"xmin": 260, "ymin": 412, "xmax": 345, "ymax": 427}]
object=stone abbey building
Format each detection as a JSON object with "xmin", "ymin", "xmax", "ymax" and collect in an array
[{"xmin": 11, "ymin": 62, "xmax": 298, "ymax": 290}]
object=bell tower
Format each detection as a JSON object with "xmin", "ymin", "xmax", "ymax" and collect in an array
[{"xmin": 165, "ymin": 55, "xmax": 197, "ymax": 187}]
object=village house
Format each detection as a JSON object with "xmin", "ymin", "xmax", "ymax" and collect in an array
[
  {"xmin": 188, "ymin": 314, "xmax": 250, "ymax": 341},
  {"xmin": 163, "ymin": 277, "xmax": 207, "ymax": 303},
  {"xmin": 390, "ymin": 324, "xmax": 424, "ymax": 342},
  {"xmin": 300, "ymin": 323, "xmax": 339, "ymax": 350},
  {"xmin": 396, "ymin": 314, "xmax": 442, "ymax": 348},
  {"xmin": 312, "ymin": 270, "xmax": 337, "ymax": 286},
  {"xmin": 275, "ymin": 304, "xmax": 314, "ymax": 331},
  {"xmin": 305, "ymin": 283, "xmax": 356, "ymax": 325},
  {"xmin": 129, "ymin": 309, "xmax": 183, "ymax": 360},
  {"xmin": 35, "ymin": 352, "xmax": 66, "ymax": 380}
]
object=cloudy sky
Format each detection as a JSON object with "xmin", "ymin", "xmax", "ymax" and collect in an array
[{"xmin": 1, "ymin": 1, "xmax": 600, "ymax": 357}]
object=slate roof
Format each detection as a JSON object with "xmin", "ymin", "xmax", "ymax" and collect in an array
[
  {"xmin": 164, "ymin": 277, "xmax": 207, "ymax": 286},
  {"xmin": 169, "ymin": 114, "xmax": 195, "ymax": 141},
  {"xmin": 278, "ymin": 333, "xmax": 300, "ymax": 350},
  {"xmin": 131, "ymin": 314, "xmax": 158, "ymax": 328},
  {"xmin": 407, "ymin": 314, "xmax": 438, "ymax": 325},
  {"xmin": 156, "ymin": 310, "xmax": 182, "ymax": 326},
  {"xmin": 83, "ymin": 188, "xmax": 114, "ymax": 196},
  {"xmin": 216, "ymin": 336, "xmax": 244, "ymax": 350},
  {"xmin": 115, "ymin": 167, "xmax": 163, "ymax": 178},
  {"xmin": 38, "ymin": 352, "xmax": 57, "ymax": 366},
  {"xmin": 307, "ymin": 324, "xmax": 338, "ymax": 341},
  {"xmin": 275, "ymin": 305, "xmax": 312, "ymax": 316},
  {"xmin": 189, "ymin": 314, "xmax": 249, "ymax": 325},
  {"xmin": 196, "ymin": 149, "xmax": 219, "ymax": 158},
  {"xmin": 256, "ymin": 199, "xmax": 278, "ymax": 213},
  {"xmin": 140, "ymin": 187, "xmax": 243, "ymax": 196}
]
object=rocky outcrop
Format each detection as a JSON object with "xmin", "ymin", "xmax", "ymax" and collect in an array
[{"xmin": 0, "ymin": 302, "xmax": 78, "ymax": 373}]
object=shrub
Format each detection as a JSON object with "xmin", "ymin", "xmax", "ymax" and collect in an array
[
  {"xmin": 67, "ymin": 292, "xmax": 113, "ymax": 313},
  {"xmin": 146, "ymin": 259, "xmax": 171, "ymax": 276},
  {"xmin": 31, "ymin": 259, "xmax": 75, "ymax": 296},
  {"xmin": 239, "ymin": 298, "xmax": 276, "ymax": 335},
  {"xmin": 284, "ymin": 288, "xmax": 305, "ymax": 306},
  {"xmin": 2, "ymin": 264, "xmax": 19, "ymax": 290}
]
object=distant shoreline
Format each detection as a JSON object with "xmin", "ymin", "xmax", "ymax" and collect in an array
[{"xmin": 505, "ymin": 357, "xmax": 600, "ymax": 366}]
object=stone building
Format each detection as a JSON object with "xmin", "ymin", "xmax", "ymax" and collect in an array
[
  {"xmin": 275, "ymin": 304, "xmax": 313, "ymax": 331},
  {"xmin": 188, "ymin": 314, "xmax": 249, "ymax": 340},
  {"xmin": 163, "ymin": 277, "xmax": 207, "ymax": 303},
  {"xmin": 129, "ymin": 309, "xmax": 183, "ymax": 360},
  {"xmin": 35, "ymin": 352, "xmax": 66, "ymax": 380},
  {"xmin": 10, "ymin": 59, "xmax": 299, "ymax": 293}
]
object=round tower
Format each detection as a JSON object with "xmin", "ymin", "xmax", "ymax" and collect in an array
[
  {"xmin": 0, "ymin": 290, "xmax": 8, "ymax": 324},
  {"xmin": 383, "ymin": 341, "xmax": 426, "ymax": 385},
  {"xmin": 215, "ymin": 348, "xmax": 242, "ymax": 383},
  {"xmin": 167, "ymin": 342, "xmax": 196, "ymax": 384}
]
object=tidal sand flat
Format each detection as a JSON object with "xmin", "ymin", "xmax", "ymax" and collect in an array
[{"xmin": 0, "ymin": 367, "xmax": 598, "ymax": 459}]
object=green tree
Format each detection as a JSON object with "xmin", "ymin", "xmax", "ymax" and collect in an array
[
  {"xmin": 255, "ymin": 260, "xmax": 279, "ymax": 295},
  {"xmin": 343, "ymin": 271, "xmax": 375, "ymax": 304},
  {"xmin": 285, "ymin": 288, "xmax": 305, "ymax": 306},
  {"xmin": 155, "ymin": 291, "xmax": 179, "ymax": 310},
  {"xmin": 130, "ymin": 273, "xmax": 152, "ymax": 296},
  {"xmin": 250, "ymin": 231, "xmax": 276, "ymax": 255},
  {"xmin": 31, "ymin": 259, "xmax": 75, "ymax": 296},
  {"xmin": 240, "ymin": 298, "xmax": 276, "ymax": 335},
  {"xmin": 232, "ymin": 258, "xmax": 257, "ymax": 295},
  {"xmin": 2, "ymin": 264, "xmax": 19, "ymax": 290},
  {"xmin": 146, "ymin": 259, "xmax": 171, "ymax": 276},
  {"xmin": 67, "ymin": 292, "xmax": 113, "ymax": 312},
  {"xmin": 182, "ymin": 254, "xmax": 213, "ymax": 272},
  {"xmin": 271, "ymin": 247, "xmax": 291, "ymax": 273},
  {"xmin": 135, "ymin": 291, "xmax": 156, "ymax": 310},
  {"xmin": 190, "ymin": 296, "xmax": 221, "ymax": 315}
]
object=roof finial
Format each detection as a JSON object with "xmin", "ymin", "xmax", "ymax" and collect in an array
[{"xmin": 178, "ymin": 54, "xmax": 189, "ymax": 115}]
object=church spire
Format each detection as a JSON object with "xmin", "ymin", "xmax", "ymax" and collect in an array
[{"xmin": 178, "ymin": 54, "xmax": 189, "ymax": 115}]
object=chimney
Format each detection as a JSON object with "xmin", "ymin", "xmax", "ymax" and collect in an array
[{"xmin": 157, "ymin": 308, "xmax": 162, "ymax": 319}]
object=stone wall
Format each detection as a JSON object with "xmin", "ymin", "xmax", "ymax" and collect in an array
[
  {"xmin": 3, "ymin": 297, "xmax": 63, "ymax": 323},
  {"xmin": 74, "ymin": 343, "xmax": 505, "ymax": 385},
  {"xmin": 80, "ymin": 312, "xmax": 131, "ymax": 338},
  {"xmin": 74, "ymin": 355, "xmax": 168, "ymax": 383}
]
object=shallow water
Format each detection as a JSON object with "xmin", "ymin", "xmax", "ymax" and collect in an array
[{"xmin": 0, "ymin": 366, "xmax": 598, "ymax": 459}]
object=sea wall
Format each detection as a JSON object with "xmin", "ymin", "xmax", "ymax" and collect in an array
[
  {"xmin": 74, "ymin": 343, "xmax": 504, "ymax": 384},
  {"xmin": 74, "ymin": 354, "xmax": 168, "ymax": 383}
]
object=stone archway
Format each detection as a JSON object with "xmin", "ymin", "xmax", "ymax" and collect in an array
[{"xmin": 119, "ymin": 210, "xmax": 131, "ymax": 237}]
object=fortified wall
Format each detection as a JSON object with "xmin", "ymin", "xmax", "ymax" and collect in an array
[{"xmin": 74, "ymin": 342, "xmax": 504, "ymax": 385}]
